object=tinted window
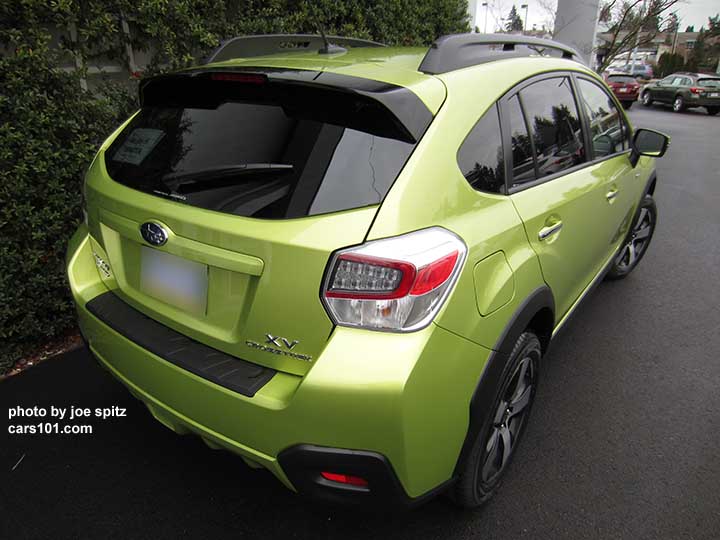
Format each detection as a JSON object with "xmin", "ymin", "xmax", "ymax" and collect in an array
[
  {"xmin": 106, "ymin": 101, "xmax": 415, "ymax": 219},
  {"xmin": 577, "ymin": 79, "xmax": 629, "ymax": 158},
  {"xmin": 608, "ymin": 75, "xmax": 636, "ymax": 84},
  {"xmin": 698, "ymin": 78, "xmax": 720, "ymax": 88},
  {"xmin": 457, "ymin": 105, "xmax": 505, "ymax": 193},
  {"xmin": 507, "ymin": 95, "xmax": 536, "ymax": 186},
  {"xmin": 517, "ymin": 77, "xmax": 585, "ymax": 180}
]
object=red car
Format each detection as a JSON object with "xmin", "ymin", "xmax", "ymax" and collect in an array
[{"xmin": 605, "ymin": 74, "xmax": 641, "ymax": 109}]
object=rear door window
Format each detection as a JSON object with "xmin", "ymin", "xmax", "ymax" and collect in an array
[
  {"xmin": 515, "ymin": 77, "xmax": 585, "ymax": 181},
  {"xmin": 106, "ymin": 94, "xmax": 417, "ymax": 219}
]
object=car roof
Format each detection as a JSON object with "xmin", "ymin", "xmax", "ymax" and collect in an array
[{"xmin": 201, "ymin": 44, "xmax": 592, "ymax": 114}]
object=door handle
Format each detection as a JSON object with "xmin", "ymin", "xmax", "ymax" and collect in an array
[
  {"xmin": 606, "ymin": 189, "xmax": 619, "ymax": 201},
  {"xmin": 538, "ymin": 221, "xmax": 563, "ymax": 241}
]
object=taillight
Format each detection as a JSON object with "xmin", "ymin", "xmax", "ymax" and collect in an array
[
  {"xmin": 321, "ymin": 227, "xmax": 467, "ymax": 331},
  {"xmin": 209, "ymin": 72, "xmax": 267, "ymax": 84},
  {"xmin": 690, "ymin": 87, "xmax": 705, "ymax": 95}
]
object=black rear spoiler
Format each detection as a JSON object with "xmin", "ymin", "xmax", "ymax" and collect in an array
[{"xmin": 138, "ymin": 68, "xmax": 432, "ymax": 144}]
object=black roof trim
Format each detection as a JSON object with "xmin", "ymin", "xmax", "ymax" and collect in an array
[
  {"xmin": 206, "ymin": 34, "xmax": 386, "ymax": 64},
  {"xmin": 419, "ymin": 33, "xmax": 584, "ymax": 74}
]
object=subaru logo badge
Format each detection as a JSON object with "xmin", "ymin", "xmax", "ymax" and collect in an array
[{"xmin": 140, "ymin": 222, "xmax": 168, "ymax": 247}]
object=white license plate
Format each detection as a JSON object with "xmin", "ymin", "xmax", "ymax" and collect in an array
[
  {"xmin": 618, "ymin": 88, "xmax": 628, "ymax": 93},
  {"xmin": 140, "ymin": 247, "xmax": 208, "ymax": 315},
  {"xmin": 710, "ymin": 92, "xmax": 719, "ymax": 98}
]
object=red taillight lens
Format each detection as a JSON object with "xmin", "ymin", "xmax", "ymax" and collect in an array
[
  {"xmin": 690, "ymin": 87, "xmax": 704, "ymax": 95},
  {"xmin": 410, "ymin": 252, "xmax": 459, "ymax": 295},
  {"xmin": 321, "ymin": 472, "xmax": 369, "ymax": 487},
  {"xmin": 209, "ymin": 73, "xmax": 267, "ymax": 84}
]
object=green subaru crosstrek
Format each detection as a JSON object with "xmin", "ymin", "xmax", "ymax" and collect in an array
[{"xmin": 66, "ymin": 34, "xmax": 669, "ymax": 508}]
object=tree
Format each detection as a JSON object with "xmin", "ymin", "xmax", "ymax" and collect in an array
[
  {"xmin": 597, "ymin": 0, "xmax": 681, "ymax": 72},
  {"xmin": 663, "ymin": 12, "xmax": 679, "ymax": 33},
  {"xmin": 685, "ymin": 25, "xmax": 694, "ymax": 32},
  {"xmin": 505, "ymin": 5, "xmax": 523, "ymax": 32}
]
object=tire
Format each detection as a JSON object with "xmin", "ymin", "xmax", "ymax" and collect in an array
[
  {"xmin": 673, "ymin": 95, "xmax": 685, "ymax": 112},
  {"xmin": 641, "ymin": 92, "xmax": 653, "ymax": 107},
  {"xmin": 607, "ymin": 195, "xmax": 657, "ymax": 280},
  {"xmin": 451, "ymin": 332, "xmax": 541, "ymax": 508},
  {"xmin": 707, "ymin": 107, "xmax": 719, "ymax": 116},
  {"xmin": 622, "ymin": 101, "xmax": 633, "ymax": 110}
]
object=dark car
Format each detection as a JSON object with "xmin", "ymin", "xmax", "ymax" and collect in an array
[
  {"xmin": 606, "ymin": 73, "xmax": 641, "ymax": 109},
  {"xmin": 641, "ymin": 72, "xmax": 720, "ymax": 115}
]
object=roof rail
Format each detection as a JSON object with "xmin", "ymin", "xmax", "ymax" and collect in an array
[
  {"xmin": 205, "ymin": 34, "xmax": 386, "ymax": 64},
  {"xmin": 419, "ymin": 34, "xmax": 584, "ymax": 74}
]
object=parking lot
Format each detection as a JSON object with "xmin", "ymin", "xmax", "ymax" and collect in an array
[{"xmin": 2, "ymin": 104, "xmax": 719, "ymax": 540}]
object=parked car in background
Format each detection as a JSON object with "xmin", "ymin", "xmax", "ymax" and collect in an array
[
  {"xmin": 618, "ymin": 63, "xmax": 653, "ymax": 81},
  {"xmin": 605, "ymin": 73, "xmax": 641, "ymax": 108},
  {"xmin": 641, "ymin": 72, "xmax": 720, "ymax": 115}
]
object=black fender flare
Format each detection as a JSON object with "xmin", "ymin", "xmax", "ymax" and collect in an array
[
  {"xmin": 642, "ymin": 170, "xmax": 657, "ymax": 199},
  {"xmin": 453, "ymin": 286, "xmax": 555, "ymax": 476}
]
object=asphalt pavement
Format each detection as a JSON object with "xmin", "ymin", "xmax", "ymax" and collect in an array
[{"xmin": 2, "ymin": 104, "xmax": 720, "ymax": 540}]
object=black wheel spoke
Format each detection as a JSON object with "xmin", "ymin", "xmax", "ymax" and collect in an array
[
  {"xmin": 626, "ymin": 240, "xmax": 638, "ymax": 266},
  {"xmin": 634, "ymin": 223, "xmax": 652, "ymax": 240},
  {"xmin": 499, "ymin": 425, "xmax": 512, "ymax": 471},
  {"xmin": 509, "ymin": 384, "xmax": 532, "ymax": 416},
  {"xmin": 482, "ymin": 429, "xmax": 501, "ymax": 481}
]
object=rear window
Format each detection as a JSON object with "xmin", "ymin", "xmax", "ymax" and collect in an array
[
  {"xmin": 105, "ymin": 93, "xmax": 416, "ymax": 219},
  {"xmin": 607, "ymin": 75, "xmax": 636, "ymax": 84},
  {"xmin": 698, "ymin": 78, "xmax": 720, "ymax": 88}
]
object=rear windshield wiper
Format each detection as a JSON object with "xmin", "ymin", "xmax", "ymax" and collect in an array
[{"xmin": 162, "ymin": 164, "xmax": 294, "ymax": 193}]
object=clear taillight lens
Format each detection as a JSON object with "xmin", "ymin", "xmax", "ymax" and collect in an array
[{"xmin": 321, "ymin": 227, "xmax": 467, "ymax": 332}]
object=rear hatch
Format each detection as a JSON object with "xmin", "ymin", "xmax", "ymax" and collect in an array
[{"xmin": 84, "ymin": 68, "xmax": 434, "ymax": 376}]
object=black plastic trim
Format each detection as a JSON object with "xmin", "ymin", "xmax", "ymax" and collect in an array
[
  {"xmin": 419, "ymin": 34, "xmax": 583, "ymax": 75},
  {"xmin": 85, "ymin": 291, "xmax": 275, "ymax": 397},
  {"xmin": 278, "ymin": 444, "xmax": 453, "ymax": 507},
  {"xmin": 453, "ymin": 287, "xmax": 554, "ymax": 476},
  {"xmin": 205, "ymin": 34, "xmax": 385, "ymax": 64}
]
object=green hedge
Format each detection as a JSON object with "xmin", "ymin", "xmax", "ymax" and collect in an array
[{"xmin": 0, "ymin": 1, "xmax": 469, "ymax": 374}]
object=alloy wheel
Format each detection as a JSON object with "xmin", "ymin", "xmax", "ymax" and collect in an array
[
  {"xmin": 480, "ymin": 354, "xmax": 537, "ymax": 485},
  {"xmin": 614, "ymin": 206, "xmax": 654, "ymax": 272},
  {"xmin": 673, "ymin": 96, "xmax": 684, "ymax": 112}
]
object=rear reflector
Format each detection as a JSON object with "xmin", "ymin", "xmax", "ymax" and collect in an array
[{"xmin": 321, "ymin": 472, "xmax": 369, "ymax": 487}]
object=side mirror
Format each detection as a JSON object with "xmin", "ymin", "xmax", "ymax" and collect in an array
[{"xmin": 630, "ymin": 128, "xmax": 670, "ymax": 167}]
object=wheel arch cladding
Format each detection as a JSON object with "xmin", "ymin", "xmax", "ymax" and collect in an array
[
  {"xmin": 453, "ymin": 286, "xmax": 554, "ymax": 475},
  {"xmin": 646, "ymin": 172, "xmax": 657, "ymax": 197}
]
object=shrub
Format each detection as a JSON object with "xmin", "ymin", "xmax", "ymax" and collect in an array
[{"xmin": 0, "ymin": 1, "xmax": 469, "ymax": 374}]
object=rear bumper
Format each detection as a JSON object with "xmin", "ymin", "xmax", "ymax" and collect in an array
[
  {"xmin": 686, "ymin": 96, "xmax": 720, "ymax": 107},
  {"xmin": 614, "ymin": 91, "xmax": 638, "ymax": 101},
  {"xmin": 67, "ymin": 226, "xmax": 492, "ymax": 504}
]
